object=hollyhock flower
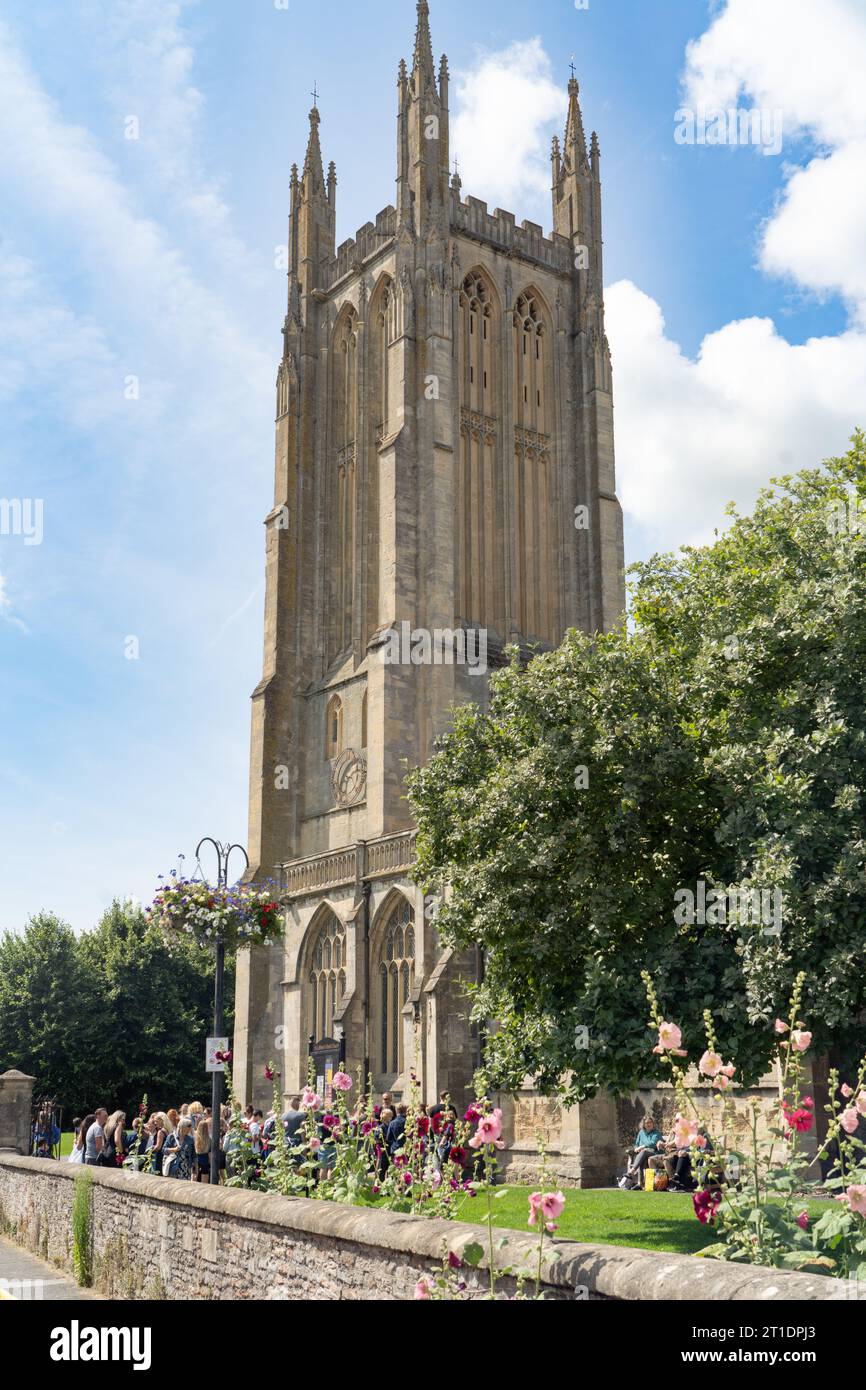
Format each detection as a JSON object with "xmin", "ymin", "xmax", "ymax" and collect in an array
[
  {"xmin": 416, "ymin": 1116, "xmax": 430, "ymax": 1136},
  {"xmin": 361, "ymin": 1121, "xmax": 374, "ymax": 1136},
  {"xmin": 541, "ymin": 1192, "xmax": 566, "ymax": 1223},
  {"xmin": 693, "ymin": 1189, "xmax": 721, "ymax": 1225},
  {"xmin": 843, "ymin": 1185, "xmax": 866, "ymax": 1218},
  {"xmin": 658, "ymin": 1021, "xmax": 682, "ymax": 1051},
  {"xmin": 310, "ymin": 1137, "xmax": 321, "ymax": 1152},
  {"xmin": 841, "ymin": 1083, "xmax": 854, "ymax": 1099},
  {"xmin": 321, "ymin": 1113, "xmax": 339, "ymax": 1131},
  {"xmin": 721, "ymin": 1063, "xmax": 736, "ymax": 1079},
  {"xmin": 774, "ymin": 1019, "xmax": 789, "ymax": 1035},
  {"xmin": 528, "ymin": 1192, "xmax": 543, "ymax": 1227},
  {"xmin": 301, "ymin": 1088, "xmax": 321, "ymax": 1110},
  {"xmin": 782, "ymin": 1106, "xmax": 813, "ymax": 1134},
  {"xmin": 448, "ymin": 1252, "xmax": 462, "ymax": 1270},
  {"xmin": 713, "ymin": 1075, "xmax": 730, "ymax": 1092},
  {"xmin": 431, "ymin": 1112, "xmax": 443, "ymax": 1134},
  {"xmin": 699, "ymin": 1050, "xmax": 723, "ymax": 1078},
  {"xmin": 403, "ymin": 1171, "xmax": 413, "ymax": 1186},
  {"xmin": 856, "ymin": 1092, "xmax": 866, "ymax": 1117},
  {"xmin": 449, "ymin": 1146, "xmax": 467, "ymax": 1167},
  {"xmin": 796, "ymin": 1211, "xmax": 810, "ymax": 1230},
  {"xmin": 841, "ymin": 1108, "xmax": 860, "ymax": 1134},
  {"xmin": 264, "ymin": 1065, "xmax": 274, "ymax": 1081},
  {"xmin": 431, "ymin": 1171, "xmax": 442, "ymax": 1188},
  {"xmin": 475, "ymin": 1110, "xmax": 503, "ymax": 1144},
  {"xmin": 332, "ymin": 1071, "xmax": 352, "ymax": 1092},
  {"xmin": 674, "ymin": 1115, "xmax": 699, "ymax": 1148},
  {"xmin": 372, "ymin": 1185, "xmax": 380, "ymax": 1195},
  {"xmin": 791, "ymin": 1030, "xmax": 812, "ymax": 1053},
  {"xmin": 464, "ymin": 1104, "xmax": 482, "ymax": 1123},
  {"xmin": 414, "ymin": 1277, "xmax": 434, "ymax": 1301}
]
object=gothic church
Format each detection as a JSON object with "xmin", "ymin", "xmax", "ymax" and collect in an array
[{"xmin": 234, "ymin": 1, "xmax": 625, "ymax": 1184}]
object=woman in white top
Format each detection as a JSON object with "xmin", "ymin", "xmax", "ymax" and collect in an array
[{"xmin": 68, "ymin": 1113, "xmax": 94, "ymax": 1165}]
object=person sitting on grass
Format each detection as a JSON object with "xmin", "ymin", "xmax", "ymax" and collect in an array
[{"xmin": 619, "ymin": 1114, "xmax": 664, "ymax": 1189}]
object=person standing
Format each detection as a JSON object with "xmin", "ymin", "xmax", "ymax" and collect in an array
[
  {"xmin": 69, "ymin": 1114, "xmax": 94, "ymax": 1165},
  {"xmin": 194, "ymin": 1116, "xmax": 211, "ymax": 1182},
  {"xmin": 84, "ymin": 1109, "xmax": 108, "ymax": 1165}
]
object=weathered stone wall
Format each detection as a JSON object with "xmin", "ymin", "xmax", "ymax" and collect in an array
[{"xmin": 0, "ymin": 1154, "xmax": 854, "ymax": 1302}]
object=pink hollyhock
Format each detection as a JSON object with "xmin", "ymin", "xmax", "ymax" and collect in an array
[
  {"xmin": 841, "ymin": 1107, "xmax": 860, "ymax": 1134},
  {"xmin": 658, "ymin": 1021, "xmax": 682, "ymax": 1051},
  {"xmin": 841, "ymin": 1083, "xmax": 854, "ymax": 1098},
  {"xmin": 699, "ymin": 1050, "xmax": 723, "ymax": 1078},
  {"xmin": 332, "ymin": 1071, "xmax": 352, "ymax": 1092},
  {"xmin": 856, "ymin": 1092, "xmax": 866, "ymax": 1116},
  {"xmin": 414, "ymin": 1277, "xmax": 434, "ymax": 1301},
  {"xmin": 721, "ymin": 1063, "xmax": 736, "ymax": 1079},
  {"xmin": 474, "ymin": 1110, "xmax": 503, "ymax": 1145},
  {"xmin": 301, "ymin": 1088, "xmax": 321, "ymax": 1110},
  {"xmin": 541, "ymin": 1192, "xmax": 566, "ymax": 1223},
  {"xmin": 796, "ymin": 1211, "xmax": 809, "ymax": 1230},
  {"xmin": 528, "ymin": 1192, "xmax": 543, "ymax": 1227},
  {"xmin": 403, "ymin": 1171, "xmax": 413, "ymax": 1186},
  {"xmin": 310, "ymin": 1137, "xmax": 321, "ymax": 1152},
  {"xmin": 790, "ymin": 1030, "xmax": 812, "ymax": 1052},
  {"xmin": 844, "ymin": 1185, "xmax": 866, "ymax": 1218},
  {"xmin": 693, "ymin": 1189, "xmax": 721, "ymax": 1225},
  {"xmin": 674, "ymin": 1115, "xmax": 699, "ymax": 1148},
  {"xmin": 774, "ymin": 1019, "xmax": 789, "ymax": 1035},
  {"xmin": 713, "ymin": 1074, "xmax": 730, "ymax": 1092}
]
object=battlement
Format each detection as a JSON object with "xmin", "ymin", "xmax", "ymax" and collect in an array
[
  {"xmin": 451, "ymin": 191, "xmax": 573, "ymax": 276},
  {"xmin": 325, "ymin": 205, "xmax": 397, "ymax": 289}
]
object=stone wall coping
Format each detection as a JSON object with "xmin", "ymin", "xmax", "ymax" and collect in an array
[{"xmin": 1, "ymin": 1154, "xmax": 856, "ymax": 1301}]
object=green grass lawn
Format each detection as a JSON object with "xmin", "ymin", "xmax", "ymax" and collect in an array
[
  {"xmin": 453, "ymin": 1187, "xmax": 714, "ymax": 1255},
  {"xmin": 450, "ymin": 1187, "xmax": 835, "ymax": 1256},
  {"xmin": 59, "ymin": 1131, "xmax": 74, "ymax": 1157}
]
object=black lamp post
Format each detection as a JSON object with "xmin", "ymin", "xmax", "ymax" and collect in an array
[{"xmin": 195, "ymin": 837, "xmax": 249, "ymax": 1187}]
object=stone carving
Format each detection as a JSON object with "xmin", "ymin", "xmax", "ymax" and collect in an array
[{"xmin": 330, "ymin": 749, "xmax": 367, "ymax": 807}]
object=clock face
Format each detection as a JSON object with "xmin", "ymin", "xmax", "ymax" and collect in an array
[{"xmin": 331, "ymin": 749, "xmax": 367, "ymax": 808}]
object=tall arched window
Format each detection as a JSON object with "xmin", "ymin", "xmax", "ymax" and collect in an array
[
  {"xmin": 513, "ymin": 289, "xmax": 555, "ymax": 643},
  {"xmin": 325, "ymin": 693, "xmax": 343, "ymax": 761},
  {"xmin": 371, "ymin": 276, "xmax": 394, "ymax": 444},
  {"xmin": 377, "ymin": 897, "xmax": 415, "ymax": 1076},
  {"xmin": 309, "ymin": 912, "xmax": 346, "ymax": 1042},
  {"xmin": 329, "ymin": 309, "xmax": 358, "ymax": 660},
  {"xmin": 458, "ymin": 271, "xmax": 504, "ymax": 632}
]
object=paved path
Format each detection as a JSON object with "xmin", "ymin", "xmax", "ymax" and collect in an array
[{"xmin": 0, "ymin": 1235, "xmax": 100, "ymax": 1300}]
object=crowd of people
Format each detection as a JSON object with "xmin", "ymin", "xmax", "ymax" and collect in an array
[{"xmin": 66, "ymin": 1088, "xmax": 468, "ymax": 1184}]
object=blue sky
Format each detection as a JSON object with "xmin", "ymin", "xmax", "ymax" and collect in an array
[{"xmin": 1, "ymin": 0, "xmax": 864, "ymax": 934}]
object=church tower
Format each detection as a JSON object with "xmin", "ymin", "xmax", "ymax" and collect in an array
[{"xmin": 234, "ymin": 2, "xmax": 625, "ymax": 1144}]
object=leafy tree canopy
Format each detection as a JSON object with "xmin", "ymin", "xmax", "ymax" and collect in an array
[
  {"xmin": 0, "ymin": 900, "xmax": 234, "ymax": 1118},
  {"xmin": 408, "ymin": 433, "xmax": 866, "ymax": 1103}
]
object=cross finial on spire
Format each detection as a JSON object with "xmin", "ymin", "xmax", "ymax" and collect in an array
[
  {"xmin": 311, "ymin": 81, "xmax": 319, "ymax": 107},
  {"xmin": 569, "ymin": 55, "xmax": 577, "ymax": 79}
]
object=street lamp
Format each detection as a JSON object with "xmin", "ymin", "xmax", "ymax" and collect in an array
[{"xmin": 195, "ymin": 836, "xmax": 249, "ymax": 1187}]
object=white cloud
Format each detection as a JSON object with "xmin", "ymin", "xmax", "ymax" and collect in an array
[
  {"xmin": 606, "ymin": 280, "xmax": 866, "ymax": 551},
  {"xmin": 606, "ymin": 0, "xmax": 866, "ymax": 554},
  {"xmin": 683, "ymin": 0, "xmax": 866, "ymax": 320},
  {"xmin": 452, "ymin": 38, "xmax": 564, "ymax": 216}
]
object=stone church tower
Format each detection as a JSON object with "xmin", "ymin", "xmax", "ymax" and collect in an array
[{"xmin": 234, "ymin": 2, "xmax": 625, "ymax": 1177}]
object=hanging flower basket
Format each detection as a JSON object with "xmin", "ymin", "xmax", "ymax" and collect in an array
[{"xmin": 145, "ymin": 877, "xmax": 283, "ymax": 950}]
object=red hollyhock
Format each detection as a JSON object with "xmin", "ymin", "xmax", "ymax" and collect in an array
[
  {"xmin": 693, "ymin": 1189, "xmax": 721, "ymax": 1225},
  {"xmin": 449, "ymin": 1146, "xmax": 467, "ymax": 1166},
  {"xmin": 416, "ymin": 1116, "xmax": 430, "ymax": 1136}
]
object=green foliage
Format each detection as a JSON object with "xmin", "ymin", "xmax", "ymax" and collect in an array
[
  {"xmin": 0, "ymin": 899, "xmax": 234, "ymax": 1116},
  {"xmin": 71, "ymin": 1168, "xmax": 93, "ymax": 1287},
  {"xmin": 408, "ymin": 433, "xmax": 866, "ymax": 1101}
]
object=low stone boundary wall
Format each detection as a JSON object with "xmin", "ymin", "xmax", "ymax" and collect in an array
[{"xmin": 0, "ymin": 1154, "xmax": 854, "ymax": 1301}]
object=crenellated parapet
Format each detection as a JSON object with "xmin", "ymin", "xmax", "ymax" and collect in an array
[{"xmin": 450, "ymin": 193, "xmax": 573, "ymax": 277}]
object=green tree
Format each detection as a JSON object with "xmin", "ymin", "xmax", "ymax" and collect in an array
[
  {"xmin": 0, "ymin": 912, "xmax": 102, "ymax": 1115},
  {"xmin": 77, "ymin": 899, "xmax": 235, "ymax": 1115},
  {"xmin": 408, "ymin": 433, "xmax": 866, "ymax": 1102}
]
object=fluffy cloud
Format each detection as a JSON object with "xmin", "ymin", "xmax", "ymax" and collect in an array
[
  {"xmin": 606, "ymin": 281, "xmax": 866, "ymax": 550},
  {"xmin": 683, "ymin": 0, "xmax": 866, "ymax": 320},
  {"xmin": 607, "ymin": 0, "xmax": 866, "ymax": 554},
  {"xmin": 452, "ymin": 38, "xmax": 564, "ymax": 213}
]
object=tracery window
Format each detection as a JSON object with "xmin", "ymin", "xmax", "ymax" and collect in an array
[
  {"xmin": 309, "ymin": 912, "xmax": 346, "ymax": 1042},
  {"xmin": 378, "ymin": 897, "xmax": 415, "ymax": 1076}
]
